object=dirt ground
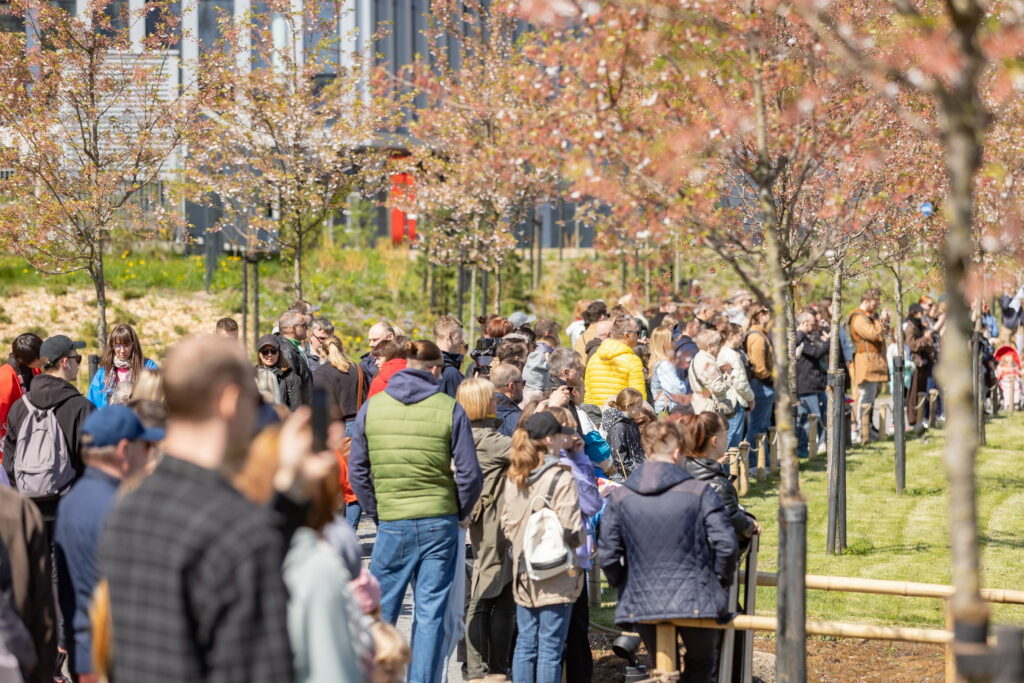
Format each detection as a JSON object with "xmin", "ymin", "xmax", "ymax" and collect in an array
[{"xmin": 590, "ymin": 631, "xmax": 945, "ymax": 682}]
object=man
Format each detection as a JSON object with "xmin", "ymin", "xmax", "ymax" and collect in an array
[
  {"xmin": 584, "ymin": 319, "xmax": 613, "ymax": 362},
  {"xmin": 573, "ymin": 301, "xmax": 608, "ymax": 358},
  {"xmin": 4, "ymin": 335, "xmax": 94, "ymax": 525},
  {"xmin": 54, "ymin": 405, "xmax": 162, "ymax": 683},
  {"xmin": 214, "ymin": 317, "xmax": 239, "ymax": 340},
  {"xmin": 308, "ymin": 317, "xmax": 335, "ymax": 372},
  {"xmin": 0, "ymin": 333, "xmax": 43, "ymax": 461},
  {"xmin": 744, "ymin": 307, "xmax": 775, "ymax": 463},
  {"xmin": 849, "ymin": 288, "xmax": 890, "ymax": 444},
  {"xmin": 275, "ymin": 310, "xmax": 313, "ymax": 405},
  {"xmin": 724, "ymin": 290, "xmax": 754, "ymax": 326},
  {"xmin": 0, "ymin": 485, "xmax": 55, "ymax": 683},
  {"xmin": 433, "ymin": 315, "xmax": 466, "ymax": 398},
  {"xmin": 348, "ymin": 340, "xmax": 482, "ymax": 683},
  {"xmin": 99, "ymin": 336, "xmax": 309, "ymax": 683},
  {"xmin": 490, "ymin": 363, "xmax": 525, "ymax": 437},
  {"xmin": 584, "ymin": 315, "xmax": 646, "ymax": 405},
  {"xmin": 361, "ymin": 321, "xmax": 396, "ymax": 383},
  {"xmin": 795, "ymin": 312, "xmax": 829, "ymax": 459}
]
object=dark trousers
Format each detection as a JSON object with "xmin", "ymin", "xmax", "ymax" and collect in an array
[
  {"xmin": 635, "ymin": 624, "xmax": 720, "ymax": 683},
  {"xmin": 466, "ymin": 581, "xmax": 516, "ymax": 679},
  {"xmin": 907, "ymin": 367, "xmax": 930, "ymax": 425},
  {"xmin": 563, "ymin": 582, "xmax": 593, "ymax": 682}
]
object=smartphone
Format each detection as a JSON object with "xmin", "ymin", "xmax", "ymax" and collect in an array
[{"xmin": 312, "ymin": 387, "xmax": 328, "ymax": 452}]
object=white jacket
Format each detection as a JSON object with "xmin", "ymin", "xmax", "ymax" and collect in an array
[
  {"xmin": 717, "ymin": 345, "xmax": 755, "ymax": 409},
  {"xmin": 689, "ymin": 349, "xmax": 732, "ymax": 415}
]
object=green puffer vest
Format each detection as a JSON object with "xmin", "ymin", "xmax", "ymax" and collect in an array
[{"xmin": 364, "ymin": 391, "xmax": 457, "ymax": 521}]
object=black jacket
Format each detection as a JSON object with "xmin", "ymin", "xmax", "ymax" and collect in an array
[
  {"xmin": 269, "ymin": 365, "xmax": 302, "ymax": 412},
  {"xmin": 313, "ymin": 362, "xmax": 363, "ymax": 422},
  {"xmin": 274, "ymin": 334, "xmax": 312, "ymax": 406},
  {"xmin": 795, "ymin": 330, "xmax": 828, "ymax": 396},
  {"xmin": 4, "ymin": 375, "xmax": 95, "ymax": 504},
  {"xmin": 603, "ymin": 408, "xmax": 644, "ymax": 476},
  {"xmin": 683, "ymin": 457, "xmax": 756, "ymax": 541},
  {"xmin": 439, "ymin": 351, "xmax": 464, "ymax": 399},
  {"xmin": 599, "ymin": 460, "xmax": 737, "ymax": 627}
]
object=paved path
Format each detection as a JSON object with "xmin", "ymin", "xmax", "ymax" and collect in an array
[{"xmin": 355, "ymin": 516, "xmax": 466, "ymax": 682}]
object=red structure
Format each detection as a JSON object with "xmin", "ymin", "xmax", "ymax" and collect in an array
[{"xmin": 389, "ymin": 172, "xmax": 417, "ymax": 244}]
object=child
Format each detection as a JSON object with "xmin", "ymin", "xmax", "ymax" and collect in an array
[{"xmin": 996, "ymin": 349, "xmax": 1023, "ymax": 411}]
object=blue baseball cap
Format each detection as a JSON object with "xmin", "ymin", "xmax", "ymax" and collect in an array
[{"xmin": 83, "ymin": 405, "xmax": 164, "ymax": 447}]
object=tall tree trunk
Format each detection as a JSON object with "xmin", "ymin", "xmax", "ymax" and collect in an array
[
  {"xmin": 825, "ymin": 261, "xmax": 846, "ymax": 554},
  {"xmin": 91, "ymin": 250, "xmax": 108, "ymax": 349},
  {"xmin": 293, "ymin": 231, "xmax": 304, "ymax": 300},
  {"xmin": 496, "ymin": 266, "xmax": 503, "ymax": 314},
  {"xmin": 785, "ymin": 284, "xmax": 798, "ymax": 398},
  {"xmin": 534, "ymin": 215, "xmax": 543, "ymax": 292},
  {"xmin": 469, "ymin": 264, "xmax": 478, "ymax": 349}
]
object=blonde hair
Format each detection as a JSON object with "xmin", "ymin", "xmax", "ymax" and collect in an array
[
  {"xmin": 324, "ymin": 337, "xmax": 353, "ymax": 373},
  {"xmin": 641, "ymin": 420, "xmax": 690, "ymax": 460},
  {"xmin": 545, "ymin": 406, "xmax": 574, "ymax": 429},
  {"xmin": 508, "ymin": 428, "xmax": 548, "ymax": 490},
  {"xmin": 648, "ymin": 326, "xmax": 673, "ymax": 372},
  {"xmin": 132, "ymin": 368, "xmax": 164, "ymax": 403},
  {"xmin": 90, "ymin": 579, "xmax": 113, "ymax": 679},
  {"xmin": 456, "ymin": 377, "xmax": 494, "ymax": 421},
  {"xmin": 613, "ymin": 388, "xmax": 656, "ymax": 426},
  {"xmin": 371, "ymin": 621, "xmax": 411, "ymax": 683}
]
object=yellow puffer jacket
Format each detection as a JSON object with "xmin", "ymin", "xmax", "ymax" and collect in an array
[{"xmin": 584, "ymin": 338, "xmax": 647, "ymax": 405}]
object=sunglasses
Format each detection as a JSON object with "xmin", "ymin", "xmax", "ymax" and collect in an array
[
  {"xmin": 259, "ymin": 348, "xmax": 279, "ymax": 356},
  {"xmin": 68, "ymin": 354, "xmax": 82, "ymax": 363}
]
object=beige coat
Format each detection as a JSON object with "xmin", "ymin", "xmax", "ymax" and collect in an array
[
  {"xmin": 689, "ymin": 349, "xmax": 733, "ymax": 415},
  {"xmin": 500, "ymin": 459, "xmax": 584, "ymax": 608},
  {"xmin": 849, "ymin": 308, "xmax": 889, "ymax": 385}
]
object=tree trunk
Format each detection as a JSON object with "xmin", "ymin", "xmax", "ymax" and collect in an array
[
  {"xmin": 892, "ymin": 262, "xmax": 906, "ymax": 493},
  {"xmin": 469, "ymin": 264, "xmax": 478, "ymax": 349},
  {"xmin": 293, "ymin": 231, "xmax": 304, "ymax": 300},
  {"xmin": 242, "ymin": 256, "xmax": 249, "ymax": 349},
  {"xmin": 92, "ymin": 251, "xmax": 108, "ymax": 349},
  {"xmin": 825, "ymin": 262, "xmax": 845, "ymax": 554},
  {"xmin": 496, "ymin": 266, "xmax": 503, "ymax": 314},
  {"xmin": 785, "ymin": 284, "xmax": 798, "ymax": 398},
  {"xmin": 534, "ymin": 215, "xmax": 543, "ymax": 292}
]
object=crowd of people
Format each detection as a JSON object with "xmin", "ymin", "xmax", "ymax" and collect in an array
[{"xmin": 0, "ymin": 280, "xmax": 1018, "ymax": 683}]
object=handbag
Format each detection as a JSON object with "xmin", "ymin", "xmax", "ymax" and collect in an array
[{"xmin": 689, "ymin": 355, "xmax": 736, "ymax": 417}]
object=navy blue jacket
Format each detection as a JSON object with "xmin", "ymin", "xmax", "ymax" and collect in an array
[
  {"xmin": 494, "ymin": 393, "xmax": 521, "ymax": 437},
  {"xmin": 54, "ymin": 467, "xmax": 120, "ymax": 674},
  {"xmin": 438, "ymin": 351, "xmax": 465, "ymax": 398},
  {"xmin": 599, "ymin": 460, "xmax": 737, "ymax": 627}
]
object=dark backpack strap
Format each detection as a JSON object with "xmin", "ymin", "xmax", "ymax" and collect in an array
[
  {"xmin": 355, "ymin": 364, "xmax": 365, "ymax": 410},
  {"xmin": 544, "ymin": 468, "xmax": 564, "ymax": 505}
]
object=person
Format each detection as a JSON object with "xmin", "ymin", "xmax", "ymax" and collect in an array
[
  {"xmin": 689, "ymin": 329, "xmax": 732, "ymax": 417},
  {"xmin": 680, "ymin": 412, "xmax": 758, "ymax": 543},
  {"xmin": 500, "ymin": 412, "xmax": 584, "ymax": 683},
  {"xmin": 647, "ymin": 298, "xmax": 678, "ymax": 333},
  {"xmin": 348, "ymin": 340, "xmax": 483, "ymax": 683},
  {"xmin": 307, "ymin": 318, "xmax": 335, "ymax": 373},
  {"xmin": 848, "ymin": 288, "xmax": 890, "ymax": 444},
  {"xmin": 603, "ymin": 388, "xmax": 654, "ymax": 477},
  {"xmin": 0, "ymin": 334, "xmax": 43, "ymax": 462},
  {"xmin": 313, "ymin": 336, "xmax": 365, "ymax": 431},
  {"xmin": 469, "ymin": 317, "xmax": 513, "ymax": 378},
  {"xmin": 523, "ymin": 323, "xmax": 559, "ymax": 404},
  {"xmin": 215, "ymin": 317, "xmax": 239, "ymax": 340},
  {"xmin": 717, "ymin": 323, "xmax": 754, "ymax": 448},
  {"xmin": 599, "ymin": 420, "xmax": 737, "ymax": 682},
  {"xmin": 583, "ymin": 319, "xmax": 613, "ymax": 362},
  {"xmin": 4, "ymin": 335, "xmax": 94, "ymax": 526},
  {"xmin": 490, "ymin": 364, "xmax": 525, "ymax": 437},
  {"xmin": 54, "ymin": 405, "xmax": 162, "ymax": 683},
  {"xmin": 573, "ymin": 301, "xmax": 608, "ymax": 358},
  {"xmin": 980, "ymin": 301, "xmax": 999, "ymax": 341},
  {"xmin": 744, "ymin": 307, "xmax": 775, "ymax": 463},
  {"xmin": 98, "ymin": 335, "xmax": 322, "ymax": 683},
  {"xmin": 276, "ymin": 310, "xmax": 314, "ymax": 406},
  {"xmin": 456, "ymin": 379, "xmax": 515, "ymax": 683},
  {"xmin": 87, "ymin": 324, "xmax": 158, "ymax": 408},
  {"xmin": 0, "ymin": 538, "xmax": 37, "ymax": 681},
  {"xmin": 507, "ymin": 311, "xmax": 537, "ymax": 331},
  {"xmin": 999, "ymin": 283, "xmax": 1024, "ymax": 334},
  {"xmin": 647, "ymin": 326, "xmax": 687, "ymax": 414},
  {"xmin": 795, "ymin": 312, "xmax": 829, "ymax": 458},
  {"xmin": 565, "ymin": 300, "xmax": 591, "ymax": 347},
  {"xmin": 0, "ymin": 483, "xmax": 55, "ymax": 683},
  {"xmin": 724, "ymin": 290, "xmax": 754, "ymax": 327},
  {"xmin": 435, "ymin": 315, "xmax": 467, "ymax": 398},
  {"xmin": 584, "ymin": 315, "xmax": 647, "ymax": 405},
  {"xmin": 904, "ymin": 303, "xmax": 937, "ymax": 430},
  {"xmin": 254, "ymin": 334, "xmax": 302, "ymax": 410},
  {"xmin": 368, "ymin": 340, "xmax": 409, "ymax": 399},
  {"xmin": 362, "ymin": 322, "xmax": 397, "ymax": 383}
]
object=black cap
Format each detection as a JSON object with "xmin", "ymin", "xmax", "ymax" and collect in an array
[
  {"xmin": 523, "ymin": 412, "xmax": 574, "ymax": 440},
  {"xmin": 39, "ymin": 335, "xmax": 86, "ymax": 364},
  {"xmin": 256, "ymin": 334, "xmax": 280, "ymax": 351}
]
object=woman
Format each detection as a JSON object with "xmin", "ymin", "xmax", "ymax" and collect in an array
[
  {"xmin": 904, "ymin": 303, "xmax": 936, "ymax": 430},
  {"xmin": 88, "ymin": 324, "xmax": 158, "ymax": 407},
  {"xmin": 689, "ymin": 329, "xmax": 733, "ymax": 417},
  {"xmin": 680, "ymin": 412, "xmax": 758, "ymax": 543},
  {"xmin": 501, "ymin": 413, "xmax": 585, "ymax": 683},
  {"xmin": 368, "ymin": 339, "xmax": 408, "ymax": 398},
  {"xmin": 648, "ymin": 326, "xmax": 688, "ymax": 413},
  {"xmin": 254, "ymin": 335, "xmax": 302, "ymax": 410},
  {"xmin": 717, "ymin": 323, "xmax": 754, "ymax": 448},
  {"xmin": 456, "ymin": 378, "xmax": 515, "ymax": 683},
  {"xmin": 599, "ymin": 420, "xmax": 737, "ymax": 682},
  {"xmin": 603, "ymin": 388, "xmax": 654, "ymax": 477},
  {"xmin": 313, "ymin": 336, "xmax": 364, "ymax": 427}
]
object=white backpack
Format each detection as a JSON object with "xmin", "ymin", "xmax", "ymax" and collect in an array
[{"xmin": 523, "ymin": 470, "xmax": 577, "ymax": 581}]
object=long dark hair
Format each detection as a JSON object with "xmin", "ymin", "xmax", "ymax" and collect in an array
[{"xmin": 101, "ymin": 324, "xmax": 145, "ymax": 385}]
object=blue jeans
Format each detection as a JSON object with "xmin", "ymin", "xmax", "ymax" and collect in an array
[
  {"xmin": 746, "ymin": 379, "xmax": 775, "ymax": 468},
  {"xmin": 726, "ymin": 408, "xmax": 746, "ymax": 448},
  {"xmin": 797, "ymin": 392, "xmax": 826, "ymax": 458},
  {"xmin": 372, "ymin": 515, "xmax": 459, "ymax": 683},
  {"xmin": 512, "ymin": 602, "xmax": 573, "ymax": 683},
  {"xmin": 345, "ymin": 502, "xmax": 362, "ymax": 528}
]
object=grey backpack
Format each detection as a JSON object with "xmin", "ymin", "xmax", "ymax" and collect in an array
[{"xmin": 13, "ymin": 396, "xmax": 74, "ymax": 499}]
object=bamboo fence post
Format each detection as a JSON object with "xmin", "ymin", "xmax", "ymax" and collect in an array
[
  {"xmin": 737, "ymin": 442, "xmax": 750, "ymax": 496},
  {"xmin": 928, "ymin": 389, "xmax": 939, "ymax": 429},
  {"xmin": 769, "ymin": 427, "xmax": 778, "ymax": 475},
  {"xmin": 655, "ymin": 623, "xmax": 677, "ymax": 674},
  {"xmin": 588, "ymin": 556, "xmax": 602, "ymax": 608},
  {"xmin": 879, "ymin": 404, "xmax": 891, "ymax": 441},
  {"xmin": 756, "ymin": 434, "xmax": 767, "ymax": 482},
  {"xmin": 808, "ymin": 414, "xmax": 819, "ymax": 458}
]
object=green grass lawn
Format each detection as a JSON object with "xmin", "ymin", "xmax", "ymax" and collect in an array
[{"xmin": 594, "ymin": 414, "xmax": 1024, "ymax": 631}]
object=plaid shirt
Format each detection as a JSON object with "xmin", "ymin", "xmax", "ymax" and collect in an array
[{"xmin": 99, "ymin": 454, "xmax": 293, "ymax": 683}]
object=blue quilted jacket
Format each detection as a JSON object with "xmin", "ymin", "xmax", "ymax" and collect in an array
[{"xmin": 599, "ymin": 460, "xmax": 737, "ymax": 627}]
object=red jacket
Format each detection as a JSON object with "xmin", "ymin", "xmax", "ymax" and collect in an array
[
  {"xmin": 0, "ymin": 361, "xmax": 39, "ymax": 457},
  {"xmin": 367, "ymin": 358, "xmax": 407, "ymax": 398}
]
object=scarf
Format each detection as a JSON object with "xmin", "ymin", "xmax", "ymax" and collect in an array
[{"xmin": 113, "ymin": 356, "xmax": 132, "ymax": 370}]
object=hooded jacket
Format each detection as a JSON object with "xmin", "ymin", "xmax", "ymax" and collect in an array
[
  {"xmin": 602, "ymin": 408, "xmax": 644, "ymax": 476},
  {"xmin": 4, "ymin": 375, "xmax": 95, "ymax": 499},
  {"xmin": 494, "ymin": 392, "xmax": 522, "ymax": 438},
  {"xmin": 348, "ymin": 368, "xmax": 482, "ymax": 522},
  {"xmin": 438, "ymin": 351, "xmax": 465, "ymax": 398},
  {"xmin": 682, "ymin": 457, "xmax": 756, "ymax": 542},
  {"xmin": 795, "ymin": 331, "xmax": 829, "ymax": 396},
  {"xmin": 599, "ymin": 460, "xmax": 737, "ymax": 627},
  {"xmin": 523, "ymin": 343, "xmax": 555, "ymax": 392},
  {"xmin": 275, "ymin": 333, "xmax": 312, "ymax": 406},
  {"xmin": 584, "ymin": 339, "xmax": 647, "ymax": 405}
]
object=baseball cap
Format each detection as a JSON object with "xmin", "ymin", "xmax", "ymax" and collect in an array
[
  {"xmin": 83, "ymin": 405, "xmax": 165, "ymax": 447},
  {"xmin": 507, "ymin": 311, "xmax": 537, "ymax": 328},
  {"xmin": 39, "ymin": 335, "xmax": 86, "ymax": 365},
  {"xmin": 256, "ymin": 334, "xmax": 280, "ymax": 351},
  {"xmin": 523, "ymin": 412, "xmax": 574, "ymax": 440}
]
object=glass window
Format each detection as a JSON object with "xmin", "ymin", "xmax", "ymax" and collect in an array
[
  {"xmin": 0, "ymin": 0, "xmax": 25, "ymax": 33},
  {"xmin": 197, "ymin": 0, "xmax": 232, "ymax": 52},
  {"xmin": 146, "ymin": 0, "xmax": 181, "ymax": 50}
]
